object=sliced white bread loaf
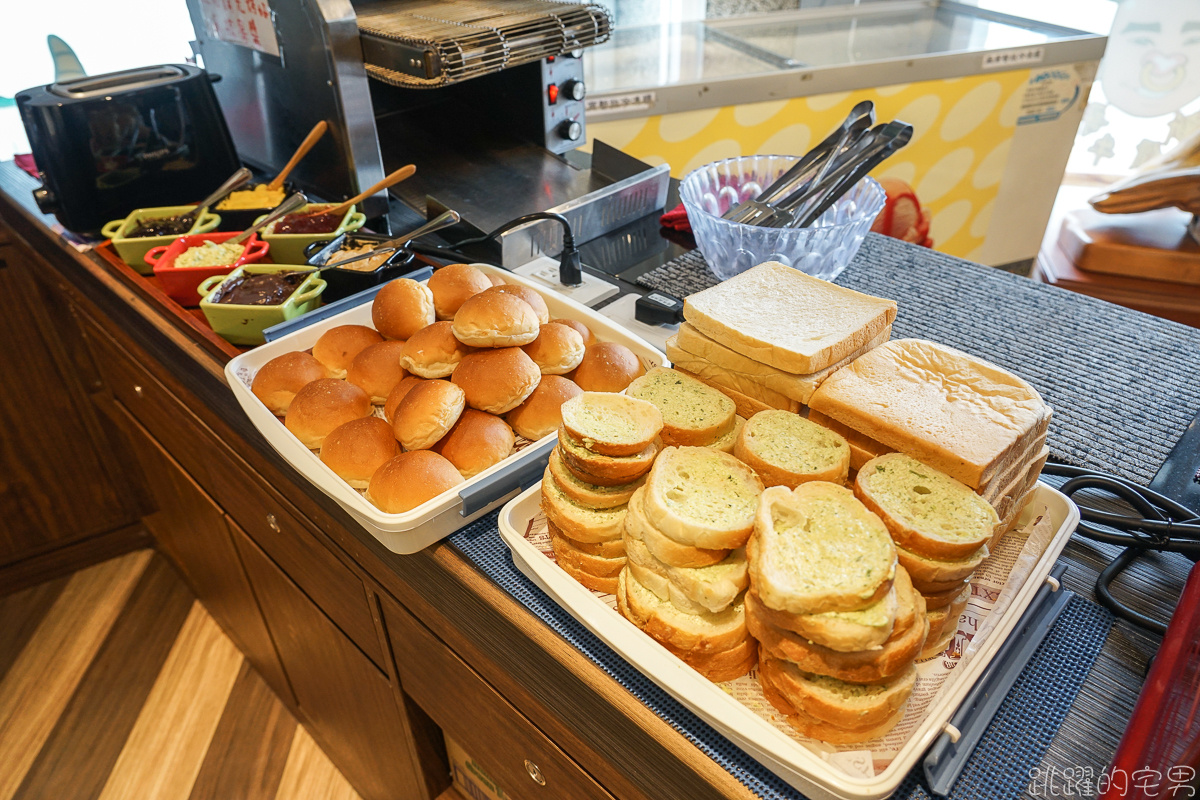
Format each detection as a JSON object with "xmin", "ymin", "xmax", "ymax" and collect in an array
[
  {"xmin": 759, "ymin": 652, "xmax": 916, "ymax": 730},
  {"xmin": 855, "ymin": 453, "xmax": 1000, "ymax": 560},
  {"xmin": 673, "ymin": 366, "xmax": 784, "ymax": 419},
  {"xmin": 749, "ymin": 483, "xmax": 896, "ymax": 615},
  {"xmin": 548, "ymin": 446, "xmax": 645, "ymax": 509},
  {"xmin": 642, "ymin": 446, "xmax": 764, "ymax": 550},
  {"xmin": 547, "ymin": 520, "xmax": 625, "ymax": 558},
  {"xmin": 665, "ymin": 349, "xmax": 802, "ymax": 412},
  {"xmin": 625, "ymin": 367, "xmax": 736, "ymax": 446},
  {"xmin": 617, "ymin": 568, "xmax": 750, "ymax": 654},
  {"xmin": 671, "ymin": 323, "xmax": 892, "ymax": 405},
  {"xmin": 809, "ymin": 339, "xmax": 1050, "ymax": 491},
  {"xmin": 625, "ymin": 487, "xmax": 731, "ymax": 568},
  {"xmin": 540, "ymin": 467, "xmax": 626, "ymax": 544},
  {"xmin": 735, "ymin": 410, "xmax": 850, "ymax": 488},
  {"xmin": 707, "ymin": 415, "xmax": 744, "ymax": 454},
  {"xmin": 623, "ymin": 527, "xmax": 748, "ymax": 614},
  {"xmin": 682, "ymin": 262, "xmax": 897, "ymax": 374},
  {"xmin": 560, "ymin": 392, "xmax": 663, "ymax": 457},
  {"xmin": 548, "ymin": 529, "xmax": 625, "ymax": 579},
  {"xmin": 748, "ymin": 593, "xmax": 929, "ymax": 684},
  {"xmin": 558, "ymin": 426, "xmax": 659, "ymax": 485}
]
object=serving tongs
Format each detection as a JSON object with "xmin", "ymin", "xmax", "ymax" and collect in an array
[
  {"xmin": 310, "ymin": 209, "xmax": 462, "ymax": 273},
  {"xmin": 722, "ymin": 101, "xmax": 876, "ymax": 225},
  {"xmin": 171, "ymin": 167, "xmax": 254, "ymax": 227},
  {"xmin": 227, "ymin": 193, "xmax": 309, "ymax": 246},
  {"xmin": 764, "ymin": 119, "xmax": 913, "ymax": 229}
]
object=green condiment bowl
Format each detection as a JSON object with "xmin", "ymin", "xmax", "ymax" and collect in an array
[
  {"xmin": 256, "ymin": 202, "xmax": 366, "ymax": 265},
  {"xmin": 101, "ymin": 205, "xmax": 222, "ymax": 274},
  {"xmin": 198, "ymin": 264, "xmax": 326, "ymax": 346}
]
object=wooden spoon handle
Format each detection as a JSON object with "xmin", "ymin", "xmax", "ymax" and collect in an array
[
  {"xmin": 315, "ymin": 164, "xmax": 416, "ymax": 217},
  {"xmin": 267, "ymin": 121, "xmax": 328, "ymax": 191}
]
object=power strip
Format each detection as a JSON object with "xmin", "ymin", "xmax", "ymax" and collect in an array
[
  {"xmin": 595, "ymin": 293, "xmax": 678, "ymax": 352},
  {"xmin": 511, "ymin": 256, "xmax": 620, "ymax": 308}
]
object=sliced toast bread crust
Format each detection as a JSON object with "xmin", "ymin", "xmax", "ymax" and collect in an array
[
  {"xmin": 735, "ymin": 410, "xmax": 850, "ymax": 489},
  {"xmin": 759, "ymin": 653, "xmax": 916, "ymax": 729},
  {"xmin": 920, "ymin": 578, "xmax": 971, "ymax": 610},
  {"xmin": 642, "ymin": 446, "xmax": 764, "ymax": 550},
  {"xmin": 548, "ymin": 446, "xmax": 644, "ymax": 509},
  {"xmin": 896, "ymin": 541, "xmax": 987, "ymax": 586},
  {"xmin": 671, "ymin": 364, "xmax": 799, "ymax": 415},
  {"xmin": 809, "ymin": 339, "xmax": 1050, "ymax": 491},
  {"xmin": 625, "ymin": 487, "xmax": 730, "ymax": 568},
  {"xmin": 540, "ymin": 467, "xmax": 627, "ymax": 543},
  {"xmin": 920, "ymin": 585, "xmax": 970, "ymax": 659},
  {"xmin": 558, "ymin": 556, "xmax": 619, "ymax": 594},
  {"xmin": 548, "ymin": 530, "xmax": 625, "ymax": 578},
  {"xmin": 661, "ymin": 635, "xmax": 756, "ymax": 683},
  {"xmin": 706, "ymin": 415, "xmax": 744, "ymax": 455},
  {"xmin": 624, "ymin": 526, "xmax": 748, "ymax": 613},
  {"xmin": 747, "ymin": 582, "xmax": 898, "ymax": 653},
  {"xmin": 682, "ymin": 262, "xmax": 897, "ymax": 374},
  {"xmin": 618, "ymin": 568, "xmax": 749, "ymax": 654},
  {"xmin": 625, "ymin": 367, "xmax": 736, "ymax": 446},
  {"xmin": 558, "ymin": 426, "xmax": 659, "ymax": 484},
  {"xmin": 855, "ymin": 453, "xmax": 999, "ymax": 560},
  {"xmin": 547, "ymin": 520, "xmax": 625, "ymax": 558},
  {"xmin": 749, "ymin": 483, "xmax": 896, "ymax": 615},
  {"xmin": 560, "ymin": 392, "xmax": 664, "ymax": 457}
]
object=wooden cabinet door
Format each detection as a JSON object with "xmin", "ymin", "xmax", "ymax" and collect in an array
[
  {"xmin": 231, "ymin": 524, "xmax": 429, "ymax": 800},
  {"xmin": 105, "ymin": 399, "xmax": 296, "ymax": 707},
  {"xmin": 0, "ymin": 243, "xmax": 136, "ymax": 565}
]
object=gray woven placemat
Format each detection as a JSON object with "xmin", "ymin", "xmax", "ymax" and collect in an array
[{"xmin": 636, "ymin": 237, "xmax": 1200, "ymax": 486}]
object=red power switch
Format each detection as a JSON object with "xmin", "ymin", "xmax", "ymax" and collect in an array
[{"xmin": 547, "ymin": 84, "xmax": 559, "ymax": 104}]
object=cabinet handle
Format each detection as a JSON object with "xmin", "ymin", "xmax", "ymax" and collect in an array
[
  {"xmin": 133, "ymin": 385, "xmax": 144, "ymax": 398},
  {"xmin": 266, "ymin": 513, "xmax": 281, "ymax": 533},
  {"xmin": 524, "ymin": 759, "xmax": 545, "ymax": 786}
]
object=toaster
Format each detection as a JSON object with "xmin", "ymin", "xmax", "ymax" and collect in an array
[{"xmin": 16, "ymin": 64, "xmax": 241, "ymax": 235}]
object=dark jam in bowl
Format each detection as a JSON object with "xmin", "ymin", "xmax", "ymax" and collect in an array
[
  {"xmin": 273, "ymin": 212, "xmax": 342, "ymax": 234},
  {"xmin": 125, "ymin": 215, "xmax": 193, "ymax": 238},
  {"xmin": 214, "ymin": 273, "xmax": 307, "ymax": 306}
]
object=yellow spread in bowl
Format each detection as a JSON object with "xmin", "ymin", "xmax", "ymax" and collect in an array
[
  {"xmin": 175, "ymin": 240, "xmax": 245, "ymax": 268},
  {"xmin": 217, "ymin": 184, "xmax": 287, "ymax": 210}
]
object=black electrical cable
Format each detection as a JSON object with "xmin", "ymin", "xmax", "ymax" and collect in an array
[
  {"xmin": 1042, "ymin": 461, "xmax": 1200, "ymax": 634},
  {"xmin": 406, "ymin": 211, "xmax": 583, "ymax": 286}
]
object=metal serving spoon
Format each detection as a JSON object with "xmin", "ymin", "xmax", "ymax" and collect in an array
[{"xmin": 226, "ymin": 193, "xmax": 309, "ymax": 246}]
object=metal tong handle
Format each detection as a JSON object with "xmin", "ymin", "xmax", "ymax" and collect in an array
[
  {"xmin": 227, "ymin": 193, "xmax": 308, "ymax": 245},
  {"xmin": 317, "ymin": 209, "xmax": 462, "ymax": 272},
  {"xmin": 188, "ymin": 167, "xmax": 254, "ymax": 218},
  {"xmin": 723, "ymin": 100, "xmax": 875, "ymax": 222},
  {"xmin": 792, "ymin": 121, "xmax": 913, "ymax": 228}
]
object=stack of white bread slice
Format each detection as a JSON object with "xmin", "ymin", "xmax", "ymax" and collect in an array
[
  {"xmin": 747, "ymin": 483, "xmax": 928, "ymax": 744},
  {"xmin": 854, "ymin": 453, "xmax": 1001, "ymax": 658},
  {"xmin": 625, "ymin": 366, "xmax": 745, "ymax": 453},
  {"xmin": 616, "ymin": 446, "xmax": 764, "ymax": 682},
  {"xmin": 541, "ymin": 393, "xmax": 663, "ymax": 593},
  {"xmin": 808, "ymin": 338, "xmax": 1051, "ymax": 543},
  {"xmin": 665, "ymin": 261, "xmax": 896, "ymax": 417}
]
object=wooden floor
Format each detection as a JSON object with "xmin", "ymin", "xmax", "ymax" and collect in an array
[{"xmin": 0, "ymin": 549, "xmax": 363, "ymax": 800}]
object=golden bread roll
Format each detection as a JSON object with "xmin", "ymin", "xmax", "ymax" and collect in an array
[
  {"xmin": 485, "ymin": 272, "xmax": 507, "ymax": 287},
  {"xmin": 506, "ymin": 375, "xmax": 583, "ymax": 440},
  {"xmin": 428, "ymin": 263, "xmax": 493, "ymax": 320},
  {"xmin": 372, "ymin": 278, "xmax": 435, "ymax": 341},
  {"xmin": 383, "ymin": 376, "xmax": 425, "ymax": 424},
  {"xmin": 311, "ymin": 325, "xmax": 384, "ymax": 379},
  {"xmin": 366, "ymin": 451, "xmax": 464, "ymax": 513},
  {"xmin": 452, "ymin": 347, "xmax": 542, "ymax": 414},
  {"xmin": 552, "ymin": 318, "xmax": 596, "ymax": 347},
  {"xmin": 521, "ymin": 322, "xmax": 585, "ymax": 374},
  {"xmin": 347, "ymin": 340, "xmax": 408, "ymax": 404},
  {"xmin": 432, "ymin": 409, "xmax": 516, "ymax": 478},
  {"xmin": 572, "ymin": 342, "xmax": 645, "ymax": 392},
  {"xmin": 320, "ymin": 416, "xmax": 400, "ymax": 489},
  {"xmin": 251, "ymin": 351, "xmax": 330, "ymax": 415},
  {"xmin": 451, "ymin": 291, "xmax": 540, "ymax": 347},
  {"xmin": 285, "ymin": 378, "xmax": 372, "ymax": 449},
  {"xmin": 393, "ymin": 379, "xmax": 465, "ymax": 451},
  {"xmin": 486, "ymin": 283, "xmax": 550, "ymax": 324},
  {"xmin": 399, "ymin": 321, "xmax": 475, "ymax": 378}
]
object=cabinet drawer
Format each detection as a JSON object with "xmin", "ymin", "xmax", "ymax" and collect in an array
[
  {"xmin": 382, "ymin": 597, "xmax": 615, "ymax": 800},
  {"xmin": 83, "ymin": 318, "xmax": 385, "ymax": 670}
]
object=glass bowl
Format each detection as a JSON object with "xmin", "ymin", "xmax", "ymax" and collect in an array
[{"xmin": 679, "ymin": 154, "xmax": 886, "ymax": 282}]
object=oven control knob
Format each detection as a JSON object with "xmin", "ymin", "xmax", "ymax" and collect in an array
[
  {"xmin": 562, "ymin": 79, "xmax": 586, "ymax": 102},
  {"xmin": 557, "ymin": 120, "xmax": 583, "ymax": 142}
]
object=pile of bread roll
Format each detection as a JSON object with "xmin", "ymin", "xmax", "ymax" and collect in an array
[{"xmin": 249, "ymin": 264, "xmax": 647, "ymax": 514}]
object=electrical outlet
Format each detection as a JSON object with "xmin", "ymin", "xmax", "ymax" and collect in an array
[{"xmin": 511, "ymin": 256, "xmax": 619, "ymax": 307}]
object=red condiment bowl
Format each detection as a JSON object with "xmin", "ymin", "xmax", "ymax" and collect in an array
[{"xmin": 145, "ymin": 231, "xmax": 270, "ymax": 307}]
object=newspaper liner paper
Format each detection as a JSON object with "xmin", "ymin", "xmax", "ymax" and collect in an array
[{"xmin": 523, "ymin": 505, "xmax": 1055, "ymax": 779}]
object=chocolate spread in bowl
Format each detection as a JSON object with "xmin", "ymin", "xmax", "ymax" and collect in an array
[
  {"xmin": 273, "ymin": 212, "xmax": 342, "ymax": 234},
  {"xmin": 125, "ymin": 215, "xmax": 194, "ymax": 238},
  {"xmin": 214, "ymin": 273, "xmax": 307, "ymax": 306}
]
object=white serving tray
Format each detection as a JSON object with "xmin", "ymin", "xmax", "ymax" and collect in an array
[
  {"xmin": 498, "ymin": 481, "xmax": 1080, "ymax": 800},
  {"xmin": 224, "ymin": 263, "xmax": 665, "ymax": 554}
]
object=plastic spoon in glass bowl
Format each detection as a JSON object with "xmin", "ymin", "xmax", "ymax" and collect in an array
[
  {"xmin": 313, "ymin": 209, "xmax": 462, "ymax": 273},
  {"xmin": 226, "ymin": 193, "xmax": 309, "ymax": 246}
]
